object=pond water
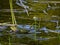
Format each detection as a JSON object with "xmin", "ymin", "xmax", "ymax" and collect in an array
[
  {"xmin": 0, "ymin": 25, "xmax": 60, "ymax": 45},
  {"xmin": 1, "ymin": 0, "xmax": 60, "ymax": 45}
]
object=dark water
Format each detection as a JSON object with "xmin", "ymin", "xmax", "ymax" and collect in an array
[
  {"xmin": 0, "ymin": 25, "xmax": 60, "ymax": 45},
  {"xmin": 1, "ymin": 0, "xmax": 60, "ymax": 45}
]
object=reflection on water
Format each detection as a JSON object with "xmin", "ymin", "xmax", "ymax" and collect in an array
[
  {"xmin": 0, "ymin": 26, "xmax": 7, "ymax": 30},
  {"xmin": 16, "ymin": 0, "xmax": 29, "ymax": 16},
  {"xmin": 1, "ymin": 0, "xmax": 60, "ymax": 45},
  {"xmin": 0, "ymin": 25, "xmax": 60, "ymax": 41},
  {"xmin": 0, "ymin": 24, "xmax": 60, "ymax": 34},
  {"xmin": 0, "ymin": 33, "xmax": 3, "ymax": 36}
]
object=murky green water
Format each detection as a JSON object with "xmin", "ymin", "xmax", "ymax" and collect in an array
[{"xmin": 0, "ymin": 0, "xmax": 60, "ymax": 45}]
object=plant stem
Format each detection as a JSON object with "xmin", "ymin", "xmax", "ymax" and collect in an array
[{"xmin": 9, "ymin": 0, "xmax": 17, "ymax": 25}]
